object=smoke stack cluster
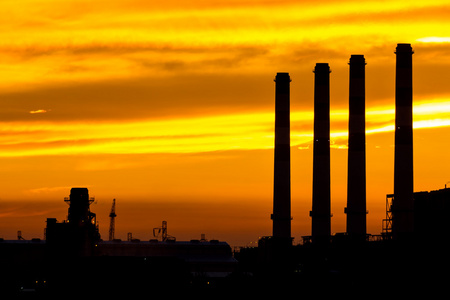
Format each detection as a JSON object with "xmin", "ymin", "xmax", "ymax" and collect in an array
[{"xmin": 270, "ymin": 43, "xmax": 414, "ymax": 245}]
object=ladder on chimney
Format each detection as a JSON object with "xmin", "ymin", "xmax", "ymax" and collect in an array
[{"xmin": 382, "ymin": 194, "xmax": 394, "ymax": 240}]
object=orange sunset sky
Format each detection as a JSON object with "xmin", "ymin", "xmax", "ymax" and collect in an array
[{"xmin": 0, "ymin": 0, "xmax": 449, "ymax": 247}]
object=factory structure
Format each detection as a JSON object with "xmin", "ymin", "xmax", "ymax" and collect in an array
[
  {"xmin": 252, "ymin": 43, "xmax": 450, "ymax": 294},
  {"xmin": 264, "ymin": 43, "xmax": 446, "ymax": 246},
  {"xmin": 0, "ymin": 188, "xmax": 239, "ymax": 296},
  {"xmin": 1, "ymin": 43, "xmax": 450, "ymax": 296}
]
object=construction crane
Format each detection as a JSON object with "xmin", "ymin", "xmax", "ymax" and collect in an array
[
  {"xmin": 108, "ymin": 199, "xmax": 117, "ymax": 241},
  {"xmin": 153, "ymin": 221, "xmax": 175, "ymax": 242}
]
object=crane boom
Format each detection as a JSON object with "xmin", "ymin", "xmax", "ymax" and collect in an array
[{"xmin": 108, "ymin": 199, "xmax": 116, "ymax": 241}]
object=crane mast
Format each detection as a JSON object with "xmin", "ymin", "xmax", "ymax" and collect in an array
[{"xmin": 109, "ymin": 199, "xmax": 117, "ymax": 241}]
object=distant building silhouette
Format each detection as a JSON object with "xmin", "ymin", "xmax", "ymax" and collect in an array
[
  {"xmin": 0, "ymin": 187, "xmax": 237, "ymax": 295},
  {"xmin": 46, "ymin": 187, "xmax": 100, "ymax": 257},
  {"xmin": 414, "ymin": 187, "xmax": 450, "ymax": 240},
  {"xmin": 393, "ymin": 43, "xmax": 414, "ymax": 240},
  {"xmin": 311, "ymin": 63, "xmax": 332, "ymax": 245},
  {"xmin": 345, "ymin": 55, "xmax": 367, "ymax": 241}
]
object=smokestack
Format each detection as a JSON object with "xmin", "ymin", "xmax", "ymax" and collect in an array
[
  {"xmin": 311, "ymin": 63, "xmax": 331, "ymax": 245},
  {"xmin": 271, "ymin": 72, "xmax": 292, "ymax": 242},
  {"xmin": 345, "ymin": 55, "xmax": 367, "ymax": 241},
  {"xmin": 393, "ymin": 43, "xmax": 414, "ymax": 240}
]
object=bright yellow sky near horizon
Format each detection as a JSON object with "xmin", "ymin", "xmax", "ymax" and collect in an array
[{"xmin": 0, "ymin": 0, "xmax": 449, "ymax": 247}]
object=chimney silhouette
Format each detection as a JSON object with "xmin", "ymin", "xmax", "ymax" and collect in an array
[
  {"xmin": 345, "ymin": 55, "xmax": 367, "ymax": 241},
  {"xmin": 393, "ymin": 43, "xmax": 414, "ymax": 240},
  {"xmin": 271, "ymin": 72, "xmax": 292, "ymax": 242},
  {"xmin": 311, "ymin": 63, "xmax": 331, "ymax": 245}
]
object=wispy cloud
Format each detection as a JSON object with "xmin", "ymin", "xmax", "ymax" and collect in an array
[
  {"xmin": 26, "ymin": 186, "xmax": 73, "ymax": 194},
  {"xmin": 0, "ymin": 1, "xmax": 449, "ymax": 156},
  {"xmin": 29, "ymin": 109, "xmax": 49, "ymax": 114},
  {"xmin": 1, "ymin": 0, "xmax": 450, "ymax": 93},
  {"xmin": 0, "ymin": 99, "xmax": 448, "ymax": 157},
  {"xmin": 0, "ymin": 205, "xmax": 60, "ymax": 218},
  {"xmin": 417, "ymin": 37, "xmax": 450, "ymax": 43}
]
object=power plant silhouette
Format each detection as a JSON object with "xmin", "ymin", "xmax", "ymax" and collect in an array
[
  {"xmin": 266, "ymin": 44, "xmax": 425, "ymax": 246},
  {"xmin": 1, "ymin": 43, "xmax": 449, "ymax": 297}
]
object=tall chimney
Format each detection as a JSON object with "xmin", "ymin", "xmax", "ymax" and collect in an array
[
  {"xmin": 271, "ymin": 72, "xmax": 292, "ymax": 242},
  {"xmin": 311, "ymin": 63, "xmax": 331, "ymax": 245},
  {"xmin": 393, "ymin": 43, "xmax": 414, "ymax": 240},
  {"xmin": 345, "ymin": 55, "xmax": 367, "ymax": 241}
]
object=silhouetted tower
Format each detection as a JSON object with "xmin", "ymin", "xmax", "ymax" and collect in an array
[
  {"xmin": 311, "ymin": 63, "xmax": 331, "ymax": 245},
  {"xmin": 46, "ymin": 187, "xmax": 100, "ymax": 257},
  {"xmin": 271, "ymin": 72, "xmax": 292, "ymax": 243},
  {"xmin": 64, "ymin": 187, "xmax": 95, "ymax": 226},
  {"xmin": 345, "ymin": 55, "xmax": 367, "ymax": 241},
  {"xmin": 109, "ymin": 198, "xmax": 117, "ymax": 241},
  {"xmin": 393, "ymin": 43, "xmax": 414, "ymax": 240}
]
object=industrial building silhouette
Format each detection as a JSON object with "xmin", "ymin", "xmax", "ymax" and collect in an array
[
  {"xmin": 265, "ymin": 43, "xmax": 424, "ymax": 246},
  {"xmin": 1, "ymin": 43, "xmax": 450, "ymax": 297}
]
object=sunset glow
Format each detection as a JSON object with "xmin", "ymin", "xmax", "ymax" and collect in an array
[
  {"xmin": 1, "ymin": 0, "xmax": 449, "ymax": 247},
  {"xmin": 1, "ymin": 99, "xmax": 449, "ymax": 157}
]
